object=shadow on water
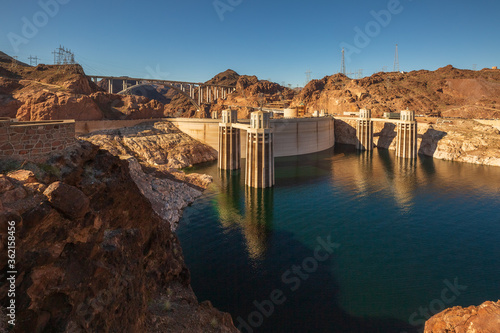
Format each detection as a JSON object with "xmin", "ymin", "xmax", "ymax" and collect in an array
[
  {"xmin": 211, "ymin": 170, "xmax": 418, "ymax": 333},
  {"xmin": 274, "ymin": 148, "xmax": 336, "ymax": 187},
  {"xmin": 230, "ymin": 229, "xmax": 419, "ymax": 333}
]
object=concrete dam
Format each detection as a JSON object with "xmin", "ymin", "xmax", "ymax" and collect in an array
[{"xmin": 168, "ymin": 116, "xmax": 336, "ymax": 158}]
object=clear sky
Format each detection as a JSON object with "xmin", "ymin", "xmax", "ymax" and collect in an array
[{"xmin": 1, "ymin": 0, "xmax": 499, "ymax": 86}]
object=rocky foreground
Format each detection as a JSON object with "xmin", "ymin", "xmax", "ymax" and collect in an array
[
  {"xmin": 424, "ymin": 300, "xmax": 500, "ymax": 332},
  {"xmin": 0, "ymin": 133, "xmax": 235, "ymax": 332},
  {"xmin": 80, "ymin": 121, "xmax": 217, "ymax": 229}
]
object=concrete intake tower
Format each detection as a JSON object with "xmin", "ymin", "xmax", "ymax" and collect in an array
[
  {"xmin": 356, "ymin": 108, "xmax": 374, "ymax": 151},
  {"xmin": 218, "ymin": 109, "xmax": 240, "ymax": 170},
  {"xmin": 245, "ymin": 111, "xmax": 275, "ymax": 188},
  {"xmin": 396, "ymin": 110, "xmax": 418, "ymax": 159}
]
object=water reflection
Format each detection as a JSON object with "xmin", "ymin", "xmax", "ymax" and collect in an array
[
  {"xmin": 180, "ymin": 146, "xmax": 500, "ymax": 333},
  {"xmin": 331, "ymin": 145, "xmax": 500, "ymax": 209},
  {"xmin": 215, "ymin": 170, "xmax": 274, "ymax": 260}
]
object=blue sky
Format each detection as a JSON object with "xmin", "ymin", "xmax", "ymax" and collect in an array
[{"xmin": 1, "ymin": 0, "xmax": 499, "ymax": 86}]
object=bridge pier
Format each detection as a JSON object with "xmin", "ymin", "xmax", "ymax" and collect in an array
[
  {"xmin": 396, "ymin": 110, "xmax": 418, "ymax": 159},
  {"xmin": 108, "ymin": 79, "xmax": 114, "ymax": 94},
  {"xmin": 245, "ymin": 111, "xmax": 275, "ymax": 188},
  {"xmin": 356, "ymin": 108, "xmax": 373, "ymax": 151},
  {"xmin": 218, "ymin": 109, "xmax": 241, "ymax": 170},
  {"xmin": 122, "ymin": 80, "xmax": 127, "ymax": 91}
]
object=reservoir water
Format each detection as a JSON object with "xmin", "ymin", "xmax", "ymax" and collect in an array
[{"xmin": 177, "ymin": 145, "xmax": 500, "ymax": 333}]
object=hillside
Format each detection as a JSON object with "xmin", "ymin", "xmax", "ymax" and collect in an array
[
  {"xmin": 0, "ymin": 51, "xmax": 294, "ymax": 121},
  {"xmin": 2, "ymin": 48, "xmax": 500, "ymax": 122},
  {"xmin": 293, "ymin": 65, "xmax": 500, "ymax": 119},
  {"xmin": 163, "ymin": 69, "xmax": 296, "ymax": 118}
]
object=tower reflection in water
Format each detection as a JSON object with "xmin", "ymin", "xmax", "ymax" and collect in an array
[
  {"xmin": 331, "ymin": 146, "xmax": 421, "ymax": 212},
  {"xmin": 216, "ymin": 169, "xmax": 274, "ymax": 260}
]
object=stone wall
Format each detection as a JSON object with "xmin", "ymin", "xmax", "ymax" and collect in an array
[{"xmin": 0, "ymin": 119, "xmax": 76, "ymax": 160}]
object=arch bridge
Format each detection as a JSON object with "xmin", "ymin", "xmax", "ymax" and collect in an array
[{"xmin": 87, "ymin": 75, "xmax": 236, "ymax": 110}]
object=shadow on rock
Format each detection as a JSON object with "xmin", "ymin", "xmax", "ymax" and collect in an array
[{"xmin": 418, "ymin": 127, "xmax": 447, "ymax": 157}]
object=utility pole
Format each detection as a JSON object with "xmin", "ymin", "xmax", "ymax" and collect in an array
[{"xmin": 393, "ymin": 44, "xmax": 400, "ymax": 72}]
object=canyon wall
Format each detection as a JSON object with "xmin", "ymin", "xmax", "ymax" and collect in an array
[{"xmin": 334, "ymin": 118, "xmax": 500, "ymax": 167}]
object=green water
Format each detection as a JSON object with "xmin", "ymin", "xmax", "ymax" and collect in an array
[{"xmin": 177, "ymin": 145, "xmax": 500, "ymax": 332}]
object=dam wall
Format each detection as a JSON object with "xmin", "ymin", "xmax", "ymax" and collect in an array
[
  {"xmin": 168, "ymin": 117, "xmax": 335, "ymax": 158},
  {"xmin": 76, "ymin": 117, "xmax": 335, "ymax": 158}
]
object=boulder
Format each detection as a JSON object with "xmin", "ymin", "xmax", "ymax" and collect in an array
[
  {"xmin": 7, "ymin": 170, "xmax": 37, "ymax": 184},
  {"xmin": 43, "ymin": 181, "xmax": 90, "ymax": 219}
]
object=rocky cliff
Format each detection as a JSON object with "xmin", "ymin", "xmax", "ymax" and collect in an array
[
  {"xmin": 334, "ymin": 118, "xmax": 500, "ymax": 167},
  {"xmin": 80, "ymin": 121, "xmax": 217, "ymax": 169},
  {"xmin": 294, "ymin": 66, "xmax": 500, "ymax": 118},
  {"xmin": 0, "ymin": 141, "xmax": 237, "ymax": 332},
  {"xmin": 0, "ymin": 54, "xmax": 167, "ymax": 121},
  {"xmin": 80, "ymin": 121, "xmax": 217, "ymax": 228},
  {"xmin": 424, "ymin": 300, "xmax": 500, "ymax": 332},
  {"xmin": 163, "ymin": 69, "xmax": 295, "ymax": 119}
]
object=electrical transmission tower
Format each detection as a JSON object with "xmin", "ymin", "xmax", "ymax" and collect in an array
[
  {"xmin": 355, "ymin": 69, "xmax": 363, "ymax": 79},
  {"xmin": 11, "ymin": 56, "xmax": 18, "ymax": 70},
  {"xmin": 341, "ymin": 47, "xmax": 346, "ymax": 75},
  {"xmin": 305, "ymin": 70, "xmax": 312, "ymax": 85},
  {"xmin": 28, "ymin": 55, "xmax": 39, "ymax": 66},
  {"xmin": 52, "ymin": 45, "xmax": 76, "ymax": 65},
  {"xmin": 393, "ymin": 44, "xmax": 400, "ymax": 72}
]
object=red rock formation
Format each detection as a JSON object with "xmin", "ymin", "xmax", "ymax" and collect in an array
[
  {"xmin": 293, "ymin": 65, "xmax": 500, "ymax": 118},
  {"xmin": 424, "ymin": 300, "xmax": 500, "ymax": 332},
  {"xmin": 16, "ymin": 91, "xmax": 103, "ymax": 121},
  {"xmin": 0, "ymin": 142, "xmax": 238, "ymax": 332}
]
